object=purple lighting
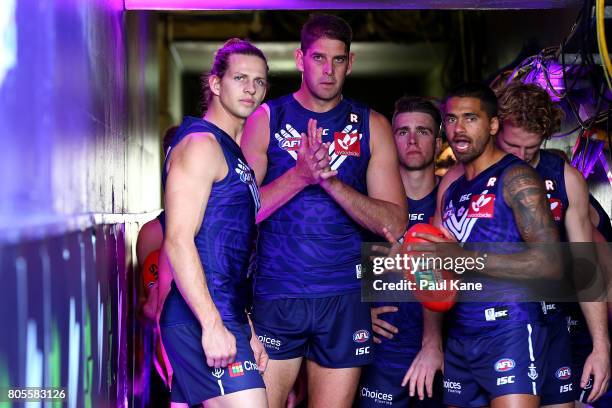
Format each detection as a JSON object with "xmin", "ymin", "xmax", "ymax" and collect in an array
[
  {"xmin": 524, "ymin": 60, "xmax": 566, "ymax": 102},
  {"xmin": 125, "ymin": 0, "xmax": 344, "ymax": 10},
  {"xmin": 124, "ymin": 0, "xmax": 584, "ymax": 10}
]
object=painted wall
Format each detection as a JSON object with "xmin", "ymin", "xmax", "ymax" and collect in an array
[{"xmin": 0, "ymin": 0, "xmax": 160, "ymax": 407}]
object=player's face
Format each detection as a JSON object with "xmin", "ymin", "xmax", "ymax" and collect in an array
[
  {"xmin": 214, "ymin": 54, "xmax": 267, "ymax": 119},
  {"xmin": 393, "ymin": 111, "xmax": 439, "ymax": 170},
  {"xmin": 443, "ymin": 97, "xmax": 498, "ymax": 164},
  {"xmin": 496, "ymin": 122, "xmax": 543, "ymax": 165},
  {"xmin": 297, "ymin": 37, "xmax": 353, "ymax": 101}
]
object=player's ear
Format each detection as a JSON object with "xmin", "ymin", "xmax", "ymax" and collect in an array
[
  {"xmin": 490, "ymin": 116, "xmax": 500, "ymax": 136},
  {"xmin": 346, "ymin": 51, "xmax": 355, "ymax": 75},
  {"xmin": 208, "ymin": 74, "xmax": 221, "ymax": 98},
  {"xmin": 295, "ymin": 48, "xmax": 305, "ymax": 73},
  {"xmin": 435, "ymin": 136, "xmax": 442, "ymax": 156}
]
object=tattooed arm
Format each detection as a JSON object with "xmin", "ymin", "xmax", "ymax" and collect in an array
[{"xmin": 474, "ymin": 164, "xmax": 562, "ymax": 279}]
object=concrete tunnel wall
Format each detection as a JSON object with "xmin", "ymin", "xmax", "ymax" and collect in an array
[{"xmin": 0, "ymin": 0, "xmax": 160, "ymax": 407}]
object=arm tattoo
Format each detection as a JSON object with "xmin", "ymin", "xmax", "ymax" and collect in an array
[{"xmin": 502, "ymin": 164, "xmax": 559, "ymax": 243}]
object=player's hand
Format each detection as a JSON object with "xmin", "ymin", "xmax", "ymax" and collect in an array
[
  {"xmin": 409, "ymin": 226, "xmax": 456, "ymax": 244},
  {"xmin": 369, "ymin": 227, "xmax": 407, "ymax": 277},
  {"xmin": 371, "ymin": 226, "xmax": 405, "ymax": 257},
  {"xmin": 307, "ymin": 118, "xmax": 337, "ymax": 182},
  {"xmin": 250, "ymin": 333, "xmax": 269, "ymax": 374},
  {"xmin": 140, "ymin": 284, "xmax": 159, "ymax": 322},
  {"xmin": 401, "ymin": 342, "xmax": 444, "ymax": 400},
  {"xmin": 371, "ymin": 306, "xmax": 399, "ymax": 343},
  {"xmin": 295, "ymin": 119, "xmax": 336, "ymax": 185},
  {"xmin": 201, "ymin": 317, "xmax": 237, "ymax": 369},
  {"xmin": 582, "ymin": 346, "xmax": 611, "ymax": 402}
]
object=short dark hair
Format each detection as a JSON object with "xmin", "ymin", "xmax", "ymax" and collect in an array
[
  {"xmin": 201, "ymin": 38, "xmax": 269, "ymax": 109},
  {"xmin": 393, "ymin": 96, "xmax": 442, "ymax": 135},
  {"xmin": 301, "ymin": 14, "xmax": 352, "ymax": 53},
  {"xmin": 443, "ymin": 82, "xmax": 498, "ymax": 119},
  {"xmin": 496, "ymin": 82, "xmax": 564, "ymax": 140}
]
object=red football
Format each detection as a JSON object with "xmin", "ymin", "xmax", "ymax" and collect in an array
[
  {"xmin": 142, "ymin": 249, "xmax": 160, "ymax": 293},
  {"xmin": 402, "ymin": 223, "xmax": 446, "ymax": 244},
  {"xmin": 401, "ymin": 224, "xmax": 456, "ymax": 312}
]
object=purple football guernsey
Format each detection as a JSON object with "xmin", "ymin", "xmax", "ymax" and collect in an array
[
  {"xmin": 441, "ymin": 154, "xmax": 543, "ymax": 336},
  {"xmin": 535, "ymin": 149, "xmax": 571, "ymax": 317},
  {"xmin": 160, "ymin": 117, "xmax": 261, "ymax": 325},
  {"xmin": 373, "ymin": 185, "xmax": 438, "ymax": 367},
  {"xmin": 536, "ymin": 150, "xmax": 569, "ymax": 240},
  {"xmin": 255, "ymin": 94, "xmax": 371, "ymax": 299}
]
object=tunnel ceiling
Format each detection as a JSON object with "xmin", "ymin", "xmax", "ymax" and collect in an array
[
  {"xmin": 126, "ymin": 0, "xmax": 582, "ymax": 10},
  {"xmin": 165, "ymin": 10, "xmax": 451, "ymax": 42}
]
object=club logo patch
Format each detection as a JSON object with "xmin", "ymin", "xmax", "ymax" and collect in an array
[
  {"xmin": 528, "ymin": 363, "xmax": 539, "ymax": 380},
  {"xmin": 334, "ymin": 132, "xmax": 360, "ymax": 157},
  {"xmin": 211, "ymin": 368, "xmax": 225, "ymax": 378},
  {"xmin": 548, "ymin": 197, "xmax": 563, "ymax": 221},
  {"xmin": 467, "ymin": 194, "xmax": 495, "ymax": 218}
]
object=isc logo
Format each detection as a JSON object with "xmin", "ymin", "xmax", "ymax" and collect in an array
[
  {"xmin": 560, "ymin": 384, "xmax": 573, "ymax": 393},
  {"xmin": 409, "ymin": 213, "xmax": 425, "ymax": 221},
  {"xmin": 485, "ymin": 308, "xmax": 509, "ymax": 322},
  {"xmin": 496, "ymin": 376, "xmax": 515, "ymax": 385},
  {"xmin": 459, "ymin": 193, "xmax": 472, "ymax": 202},
  {"xmin": 494, "ymin": 358, "xmax": 516, "ymax": 372},
  {"xmin": 353, "ymin": 330, "xmax": 370, "ymax": 343},
  {"xmin": 355, "ymin": 346, "xmax": 370, "ymax": 356}
]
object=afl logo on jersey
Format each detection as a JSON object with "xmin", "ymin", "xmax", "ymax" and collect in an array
[
  {"xmin": 555, "ymin": 367, "xmax": 571, "ymax": 380},
  {"xmin": 494, "ymin": 358, "xmax": 515, "ymax": 372},
  {"xmin": 353, "ymin": 329, "xmax": 370, "ymax": 343},
  {"xmin": 280, "ymin": 137, "xmax": 300, "ymax": 151},
  {"xmin": 334, "ymin": 132, "xmax": 360, "ymax": 157}
]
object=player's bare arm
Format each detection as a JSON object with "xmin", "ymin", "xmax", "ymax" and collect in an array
[
  {"xmin": 564, "ymin": 163, "xmax": 611, "ymax": 402},
  {"xmin": 163, "ymin": 132, "xmax": 237, "ymax": 369},
  {"xmin": 480, "ymin": 163, "xmax": 562, "ymax": 278},
  {"xmin": 320, "ymin": 110, "xmax": 407, "ymax": 238},
  {"xmin": 433, "ymin": 163, "xmax": 565, "ymax": 279}
]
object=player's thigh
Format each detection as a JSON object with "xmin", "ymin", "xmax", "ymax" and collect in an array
[
  {"xmin": 262, "ymin": 357, "xmax": 303, "ymax": 408},
  {"xmin": 203, "ymin": 387, "xmax": 268, "ymax": 408},
  {"xmin": 306, "ymin": 359, "xmax": 361, "ymax": 408},
  {"xmin": 490, "ymin": 393, "xmax": 540, "ymax": 408}
]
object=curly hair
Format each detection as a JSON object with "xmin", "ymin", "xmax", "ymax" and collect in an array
[{"xmin": 496, "ymin": 82, "xmax": 565, "ymax": 139}]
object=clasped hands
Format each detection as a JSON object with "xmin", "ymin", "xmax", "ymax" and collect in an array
[{"xmin": 295, "ymin": 118, "xmax": 337, "ymax": 185}]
